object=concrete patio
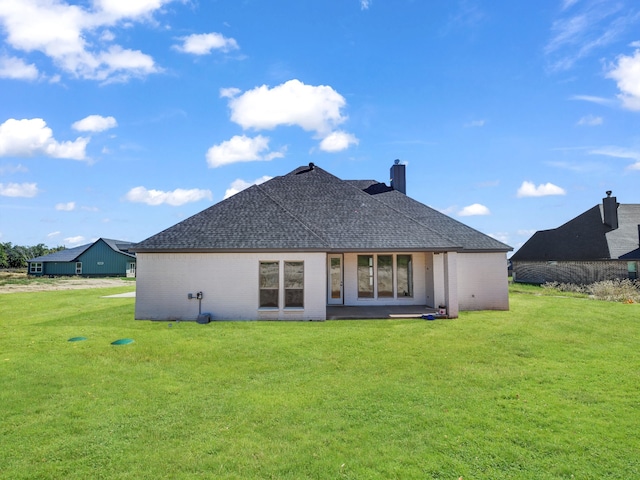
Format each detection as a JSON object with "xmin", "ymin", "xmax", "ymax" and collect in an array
[{"xmin": 326, "ymin": 305, "xmax": 438, "ymax": 320}]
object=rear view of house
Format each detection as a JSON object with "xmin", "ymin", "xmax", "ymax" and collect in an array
[
  {"xmin": 133, "ymin": 162, "xmax": 512, "ymax": 321},
  {"xmin": 511, "ymin": 192, "xmax": 640, "ymax": 284},
  {"xmin": 28, "ymin": 238, "xmax": 136, "ymax": 277}
]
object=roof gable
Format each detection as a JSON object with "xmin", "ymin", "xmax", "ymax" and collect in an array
[
  {"xmin": 29, "ymin": 238, "xmax": 135, "ymax": 263},
  {"xmin": 512, "ymin": 203, "xmax": 640, "ymax": 261},
  {"xmin": 134, "ymin": 164, "xmax": 511, "ymax": 253}
]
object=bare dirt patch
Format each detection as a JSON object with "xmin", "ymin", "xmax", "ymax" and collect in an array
[{"xmin": 0, "ymin": 272, "xmax": 135, "ymax": 294}]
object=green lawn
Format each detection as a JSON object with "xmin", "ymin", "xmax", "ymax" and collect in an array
[{"xmin": 1, "ymin": 286, "xmax": 639, "ymax": 479}]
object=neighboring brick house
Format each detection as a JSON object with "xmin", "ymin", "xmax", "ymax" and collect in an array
[
  {"xmin": 132, "ymin": 162, "xmax": 512, "ymax": 321},
  {"xmin": 511, "ymin": 192, "xmax": 640, "ymax": 284},
  {"xmin": 28, "ymin": 238, "xmax": 136, "ymax": 277}
]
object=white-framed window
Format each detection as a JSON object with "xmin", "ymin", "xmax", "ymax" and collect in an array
[
  {"xmin": 76, "ymin": 262, "xmax": 82, "ymax": 275},
  {"xmin": 259, "ymin": 261, "xmax": 305, "ymax": 309},
  {"xmin": 259, "ymin": 261, "xmax": 279, "ymax": 308},
  {"xmin": 30, "ymin": 262, "xmax": 43, "ymax": 273},
  {"xmin": 284, "ymin": 261, "xmax": 304, "ymax": 308},
  {"xmin": 357, "ymin": 254, "xmax": 413, "ymax": 299},
  {"xmin": 127, "ymin": 262, "xmax": 136, "ymax": 276}
]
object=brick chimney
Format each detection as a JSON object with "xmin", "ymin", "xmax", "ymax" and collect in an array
[
  {"xmin": 603, "ymin": 190, "xmax": 619, "ymax": 229},
  {"xmin": 390, "ymin": 159, "xmax": 406, "ymax": 194}
]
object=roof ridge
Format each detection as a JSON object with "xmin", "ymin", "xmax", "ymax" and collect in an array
[{"xmin": 254, "ymin": 183, "xmax": 331, "ymax": 248}]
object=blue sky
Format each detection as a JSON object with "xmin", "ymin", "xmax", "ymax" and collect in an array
[{"xmin": 1, "ymin": 0, "xmax": 639, "ymax": 254}]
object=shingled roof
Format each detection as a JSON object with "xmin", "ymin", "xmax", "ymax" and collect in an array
[
  {"xmin": 134, "ymin": 164, "xmax": 511, "ymax": 253},
  {"xmin": 29, "ymin": 238, "xmax": 135, "ymax": 262},
  {"xmin": 511, "ymin": 203, "xmax": 640, "ymax": 261}
]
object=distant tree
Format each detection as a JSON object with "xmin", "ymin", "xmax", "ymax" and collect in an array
[
  {"xmin": 0, "ymin": 242, "xmax": 67, "ymax": 269},
  {"xmin": 0, "ymin": 243, "xmax": 9, "ymax": 269}
]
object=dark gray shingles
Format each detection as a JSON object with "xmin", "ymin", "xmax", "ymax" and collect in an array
[
  {"xmin": 512, "ymin": 204, "xmax": 640, "ymax": 261},
  {"xmin": 135, "ymin": 165, "xmax": 512, "ymax": 252}
]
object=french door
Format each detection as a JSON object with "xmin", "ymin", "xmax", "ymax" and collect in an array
[{"xmin": 327, "ymin": 254, "xmax": 343, "ymax": 305}]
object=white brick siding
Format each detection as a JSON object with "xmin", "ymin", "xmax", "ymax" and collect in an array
[
  {"xmin": 135, "ymin": 252, "xmax": 327, "ymax": 321},
  {"xmin": 456, "ymin": 252, "xmax": 509, "ymax": 310}
]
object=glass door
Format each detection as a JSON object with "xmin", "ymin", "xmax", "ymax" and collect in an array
[{"xmin": 327, "ymin": 254, "xmax": 343, "ymax": 305}]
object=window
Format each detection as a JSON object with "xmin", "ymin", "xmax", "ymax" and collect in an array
[
  {"xmin": 377, "ymin": 255, "xmax": 394, "ymax": 297},
  {"xmin": 358, "ymin": 254, "xmax": 414, "ymax": 299},
  {"xmin": 259, "ymin": 261, "xmax": 305, "ymax": 308},
  {"xmin": 30, "ymin": 262, "xmax": 42, "ymax": 274},
  {"xmin": 284, "ymin": 261, "xmax": 304, "ymax": 308},
  {"xmin": 259, "ymin": 262, "xmax": 279, "ymax": 308},
  {"xmin": 397, "ymin": 255, "xmax": 413, "ymax": 297},
  {"xmin": 75, "ymin": 262, "xmax": 82, "ymax": 275},
  {"xmin": 357, "ymin": 255, "xmax": 374, "ymax": 298},
  {"xmin": 629, "ymin": 262, "xmax": 638, "ymax": 280}
]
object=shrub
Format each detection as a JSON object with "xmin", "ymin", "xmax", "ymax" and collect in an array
[
  {"xmin": 543, "ymin": 279, "xmax": 640, "ymax": 303},
  {"xmin": 589, "ymin": 279, "xmax": 640, "ymax": 303}
]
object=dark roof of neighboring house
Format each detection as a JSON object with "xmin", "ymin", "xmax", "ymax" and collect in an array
[
  {"xmin": 134, "ymin": 165, "xmax": 511, "ymax": 253},
  {"xmin": 511, "ymin": 203, "xmax": 640, "ymax": 261},
  {"xmin": 29, "ymin": 238, "xmax": 136, "ymax": 263}
]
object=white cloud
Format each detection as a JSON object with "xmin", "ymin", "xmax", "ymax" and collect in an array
[
  {"xmin": 517, "ymin": 181, "xmax": 566, "ymax": 197},
  {"xmin": 124, "ymin": 186, "xmax": 213, "ymax": 206},
  {"xmin": 173, "ymin": 32, "xmax": 239, "ymax": 55},
  {"xmin": 93, "ymin": 0, "xmax": 173, "ymax": 19},
  {"xmin": 224, "ymin": 175, "xmax": 272, "ymax": 199},
  {"xmin": 47, "ymin": 231, "xmax": 61, "ymax": 238},
  {"xmin": 569, "ymin": 94, "xmax": 614, "ymax": 105},
  {"xmin": 64, "ymin": 235, "xmax": 85, "ymax": 246},
  {"xmin": 577, "ymin": 114, "xmax": 603, "ymax": 126},
  {"xmin": 0, "ymin": 118, "xmax": 89, "ymax": 160},
  {"xmin": 0, "ymin": 55, "xmax": 39, "ymax": 80},
  {"xmin": 607, "ymin": 49, "xmax": 640, "ymax": 111},
  {"xmin": 72, "ymin": 115, "xmax": 117, "ymax": 132},
  {"xmin": 458, "ymin": 203, "xmax": 490, "ymax": 216},
  {"xmin": 545, "ymin": 2, "xmax": 640, "ymax": 71},
  {"xmin": 0, "ymin": 163, "xmax": 28, "ymax": 174},
  {"xmin": 0, "ymin": 0, "xmax": 170, "ymax": 82},
  {"xmin": 0, "ymin": 182, "xmax": 39, "ymax": 197},
  {"xmin": 360, "ymin": 0, "xmax": 371, "ymax": 10},
  {"xmin": 589, "ymin": 146, "xmax": 640, "ymax": 169},
  {"xmin": 55, "ymin": 201, "xmax": 76, "ymax": 211},
  {"xmin": 319, "ymin": 131, "xmax": 359, "ymax": 152},
  {"xmin": 206, "ymin": 134, "xmax": 285, "ymax": 168},
  {"xmin": 561, "ymin": 0, "xmax": 580, "ymax": 10},
  {"xmin": 488, "ymin": 232, "xmax": 509, "ymax": 243},
  {"xmin": 464, "ymin": 119, "xmax": 486, "ymax": 127},
  {"xmin": 225, "ymin": 79, "xmax": 349, "ymax": 136}
]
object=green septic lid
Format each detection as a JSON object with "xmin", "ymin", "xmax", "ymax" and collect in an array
[
  {"xmin": 68, "ymin": 336, "xmax": 88, "ymax": 342},
  {"xmin": 111, "ymin": 338, "xmax": 134, "ymax": 345}
]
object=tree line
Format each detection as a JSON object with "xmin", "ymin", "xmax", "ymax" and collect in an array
[{"xmin": 0, "ymin": 243, "xmax": 65, "ymax": 269}]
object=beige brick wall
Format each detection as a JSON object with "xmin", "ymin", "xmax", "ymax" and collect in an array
[{"xmin": 135, "ymin": 252, "xmax": 327, "ymax": 321}]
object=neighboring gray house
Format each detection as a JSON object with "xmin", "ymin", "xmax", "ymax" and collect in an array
[
  {"xmin": 512, "ymin": 192, "xmax": 640, "ymax": 284},
  {"xmin": 28, "ymin": 238, "xmax": 136, "ymax": 277},
  {"xmin": 133, "ymin": 162, "xmax": 512, "ymax": 321}
]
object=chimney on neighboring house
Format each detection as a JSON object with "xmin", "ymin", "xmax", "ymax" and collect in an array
[
  {"xmin": 390, "ymin": 159, "xmax": 406, "ymax": 194},
  {"xmin": 603, "ymin": 190, "xmax": 619, "ymax": 229}
]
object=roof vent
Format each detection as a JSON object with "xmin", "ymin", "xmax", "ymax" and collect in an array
[{"xmin": 309, "ymin": 162, "xmax": 315, "ymax": 170}]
